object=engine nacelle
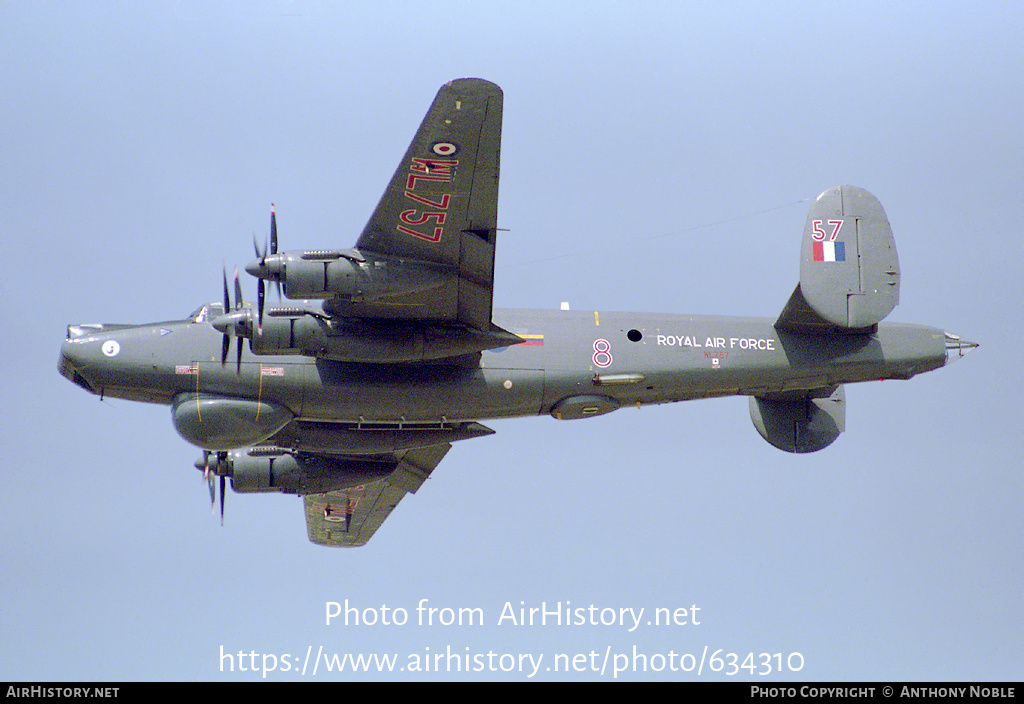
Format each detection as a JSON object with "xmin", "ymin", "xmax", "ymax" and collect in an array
[
  {"xmin": 229, "ymin": 451, "xmax": 394, "ymax": 495},
  {"xmin": 172, "ymin": 393, "xmax": 292, "ymax": 451},
  {"xmin": 276, "ymin": 252, "xmax": 451, "ymax": 301},
  {"xmin": 251, "ymin": 315, "xmax": 521, "ymax": 363},
  {"xmin": 749, "ymin": 386, "xmax": 845, "ymax": 453}
]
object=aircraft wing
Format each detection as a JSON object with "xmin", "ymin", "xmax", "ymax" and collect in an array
[
  {"xmin": 352, "ymin": 78, "xmax": 503, "ymax": 331},
  {"xmin": 301, "ymin": 443, "xmax": 451, "ymax": 547}
]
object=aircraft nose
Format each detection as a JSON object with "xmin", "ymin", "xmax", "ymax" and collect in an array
[
  {"xmin": 58, "ymin": 323, "xmax": 128, "ymax": 394},
  {"xmin": 943, "ymin": 332, "xmax": 979, "ymax": 366},
  {"xmin": 61, "ymin": 324, "xmax": 90, "ymax": 366},
  {"xmin": 59, "ymin": 328, "xmax": 99, "ymax": 392}
]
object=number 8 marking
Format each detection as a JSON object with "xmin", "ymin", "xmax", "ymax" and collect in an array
[{"xmin": 593, "ymin": 339, "xmax": 612, "ymax": 368}]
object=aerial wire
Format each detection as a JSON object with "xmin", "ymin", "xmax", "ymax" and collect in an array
[{"xmin": 499, "ymin": 196, "xmax": 811, "ymax": 270}]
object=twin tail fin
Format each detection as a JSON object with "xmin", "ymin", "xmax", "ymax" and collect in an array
[{"xmin": 775, "ymin": 186, "xmax": 900, "ymax": 335}]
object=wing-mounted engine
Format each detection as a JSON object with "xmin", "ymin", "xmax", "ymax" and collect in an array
[
  {"xmin": 222, "ymin": 241, "xmax": 520, "ymax": 363},
  {"xmin": 249, "ymin": 311, "xmax": 520, "ymax": 363},
  {"xmin": 776, "ymin": 186, "xmax": 900, "ymax": 334},
  {"xmin": 235, "ymin": 78, "xmax": 503, "ymax": 369},
  {"xmin": 247, "ymin": 249, "xmax": 454, "ymax": 307},
  {"xmin": 245, "ymin": 80, "xmax": 502, "ymax": 331},
  {"xmin": 219, "ymin": 418, "xmax": 489, "ymax": 494},
  {"xmin": 749, "ymin": 386, "xmax": 845, "ymax": 453},
  {"xmin": 226, "ymin": 449, "xmax": 396, "ymax": 495},
  {"xmin": 217, "ymin": 204, "xmax": 519, "ymax": 363}
]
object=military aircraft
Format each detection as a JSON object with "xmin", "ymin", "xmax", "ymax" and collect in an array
[{"xmin": 59, "ymin": 78, "xmax": 977, "ymax": 547}]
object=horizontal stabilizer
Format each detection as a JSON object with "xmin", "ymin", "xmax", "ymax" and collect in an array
[
  {"xmin": 777, "ymin": 186, "xmax": 900, "ymax": 333},
  {"xmin": 775, "ymin": 284, "xmax": 872, "ymax": 335}
]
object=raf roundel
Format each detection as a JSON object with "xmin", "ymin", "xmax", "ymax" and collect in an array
[{"xmin": 431, "ymin": 141, "xmax": 458, "ymax": 156}]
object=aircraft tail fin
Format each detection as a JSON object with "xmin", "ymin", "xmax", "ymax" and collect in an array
[
  {"xmin": 750, "ymin": 386, "xmax": 846, "ymax": 453},
  {"xmin": 776, "ymin": 186, "xmax": 900, "ymax": 334}
]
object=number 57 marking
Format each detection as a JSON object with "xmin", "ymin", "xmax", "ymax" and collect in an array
[{"xmin": 811, "ymin": 219, "xmax": 844, "ymax": 241}]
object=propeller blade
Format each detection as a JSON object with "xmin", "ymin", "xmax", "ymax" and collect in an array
[
  {"xmin": 233, "ymin": 267, "xmax": 243, "ymax": 310},
  {"xmin": 194, "ymin": 451, "xmax": 230, "ymax": 523},
  {"xmin": 233, "ymin": 266, "xmax": 245, "ymax": 372},
  {"xmin": 253, "ymin": 232, "xmax": 266, "ymax": 264},
  {"xmin": 258, "ymin": 204, "xmax": 277, "ymax": 329},
  {"xmin": 208, "ymin": 468, "xmax": 216, "ymax": 513},
  {"xmin": 257, "ymin": 278, "xmax": 265, "ymax": 333},
  {"xmin": 220, "ymin": 265, "xmax": 231, "ymax": 365},
  {"xmin": 270, "ymin": 203, "xmax": 278, "ymax": 255},
  {"xmin": 222, "ymin": 264, "xmax": 231, "ymax": 314}
]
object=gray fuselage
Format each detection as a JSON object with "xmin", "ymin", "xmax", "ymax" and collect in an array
[{"xmin": 60, "ymin": 307, "xmax": 949, "ymax": 425}]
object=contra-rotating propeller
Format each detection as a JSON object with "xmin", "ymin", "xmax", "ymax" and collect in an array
[
  {"xmin": 207, "ymin": 203, "xmax": 286, "ymax": 368},
  {"xmin": 251, "ymin": 204, "xmax": 282, "ymax": 333},
  {"xmin": 195, "ymin": 451, "xmax": 231, "ymax": 526},
  {"xmin": 211, "ymin": 265, "xmax": 251, "ymax": 373}
]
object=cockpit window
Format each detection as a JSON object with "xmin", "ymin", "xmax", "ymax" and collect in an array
[{"xmin": 188, "ymin": 302, "xmax": 225, "ymax": 323}]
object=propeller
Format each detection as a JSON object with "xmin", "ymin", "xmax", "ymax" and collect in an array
[
  {"xmin": 212, "ymin": 265, "xmax": 249, "ymax": 373},
  {"xmin": 195, "ymin": 451, "xmax": 231, "ymax": 526},
  {"xmin": 210, "ymin": 204, "xmax": 282, "ymax": 365}
]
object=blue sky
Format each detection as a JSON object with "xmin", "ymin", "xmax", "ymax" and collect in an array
[{"xmin": 3, "ymin": 1, "xmax": 1021, "ymax": 681}]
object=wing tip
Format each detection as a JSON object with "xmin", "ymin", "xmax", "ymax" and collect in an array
[{"xmin": 443, "ymin": 77, "xmax": 502, "ymax": 94}]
